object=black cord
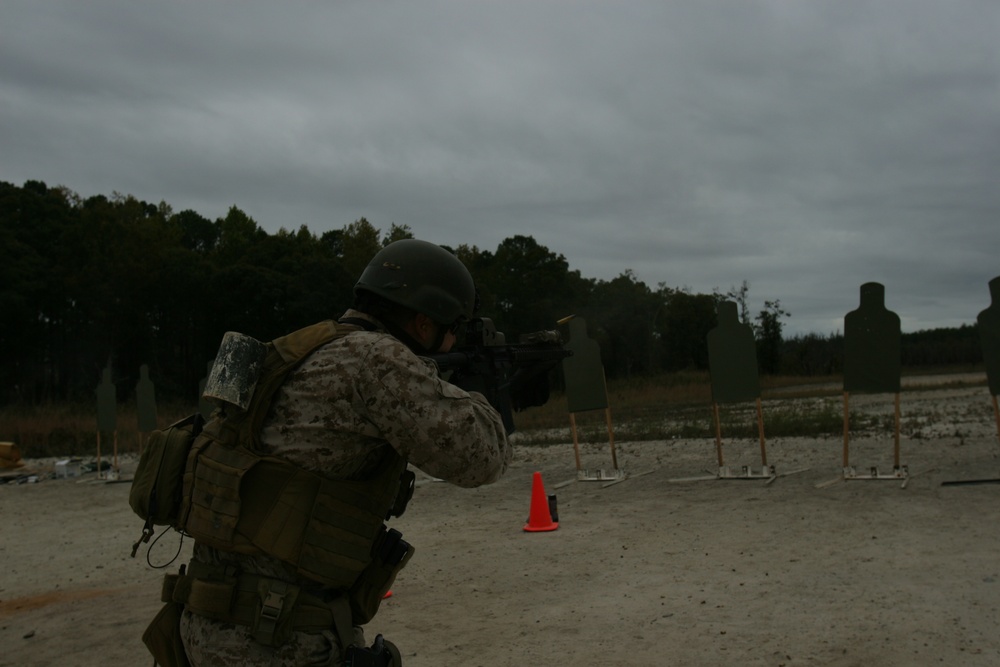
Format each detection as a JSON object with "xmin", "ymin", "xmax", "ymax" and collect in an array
[{"xmin": 146, "ymin": 528, "xmax": 186, "ymax": 569}]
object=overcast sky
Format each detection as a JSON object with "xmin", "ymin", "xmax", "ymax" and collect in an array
[{"xmin": 2, "ymin": 1, "xmax": 998, "ymax": 336}]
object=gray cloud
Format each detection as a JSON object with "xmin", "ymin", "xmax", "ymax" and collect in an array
[{"xmin": 2, "ymin": 0, "xmax": 999, "ymax": 336}]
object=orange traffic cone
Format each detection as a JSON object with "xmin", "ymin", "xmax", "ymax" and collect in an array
[{"xmin": 523, "ymin": 471, "xmax": 559, "ymax": 532}]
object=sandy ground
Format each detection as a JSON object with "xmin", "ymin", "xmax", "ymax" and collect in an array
[{"xmin": 2, "ymin": 380, "xmax": 1000, "ymax": 666}]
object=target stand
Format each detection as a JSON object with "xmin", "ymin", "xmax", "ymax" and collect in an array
[
  {"xmin": 843, "ymin": 465, "xmax": 909, "ymax": 480},
  {"xmin": 712, "ymin": 398, "xmax": 776, "ymax": 481},
  {"xmin": 718, "ymin": 464, "xmax": 776, "ymax": 480},
  {"xmin": 940, "ymin": 393, "xmax": 1000, "ymax": 486},
  {"xmin": 842, "ymin": 391, "xmax": 909, "ymax": 483},
  {"xmin": 570, "ymin": 408, "xmax": 626, "ymax": 483},
  {"xmin": 577, "ymin": 467, "xmax": 626, "ymax": 482}
]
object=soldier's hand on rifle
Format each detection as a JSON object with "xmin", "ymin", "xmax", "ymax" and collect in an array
[{"xmin": 509, "ymin": 371, "xmax": 551, "ymax": 411}]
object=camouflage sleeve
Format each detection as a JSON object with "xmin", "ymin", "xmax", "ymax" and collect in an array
[{"xmin": 357, "ymin": 336, "xmax": 511, "ymax": 487}]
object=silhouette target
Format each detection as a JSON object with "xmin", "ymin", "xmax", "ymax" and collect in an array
[
  {"xmin": 562, "ymin": 317, "xmax": 608, "ymax": 413},
  {"xmin": 843, "ymin": 282, "xmax": 901, "ymax": 394},
  {"xmin": 708, "ymin": 301, "xmax": 760, "ymax": 404},
  {"xmin": 136, "ymin": 364, "xmax": 158, "ymax": 432},
  {"xmin": 96, "ymin": 367, "xmax": 117, "ymax": 433},
  {"xmin": 978, "ymin": 276, "xmax": 1000, "ymax": 396}
]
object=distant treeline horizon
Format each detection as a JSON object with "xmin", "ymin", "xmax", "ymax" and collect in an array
[{"xmin": 0, "ymin": 180, "xmax": 983, "ymax": 406}]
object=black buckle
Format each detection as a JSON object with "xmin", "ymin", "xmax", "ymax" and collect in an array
[
  {"xmin": 260, "ymin": 589, "xmax": 285, "ymax": 621},
  {"xmin": 253, "ymin": 580, "xmax": 290, "ymax": 647}
]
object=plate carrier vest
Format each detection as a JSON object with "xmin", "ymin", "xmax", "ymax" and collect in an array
[{"xmin": 175, "ymin": 321, "xmax": 416, "ymax": 636}]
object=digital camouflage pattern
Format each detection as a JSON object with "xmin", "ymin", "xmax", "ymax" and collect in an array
[
  {"xmin": 179, "ymin": 310, "xmax": 510, "ymax": 666},
  {"xmin": 180, "ymin": 614, "xmax": 360, "ymax": 667}
]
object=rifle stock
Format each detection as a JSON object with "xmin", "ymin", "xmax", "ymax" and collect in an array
[{"xmin": 429, "ymin": 318, "xmax": 571, "ymax": 434}]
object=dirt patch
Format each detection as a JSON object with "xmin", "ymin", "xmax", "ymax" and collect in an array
[
  {"xmin": 0, "ymin": 588, "xmax": 120, "ymax": 619},
  {"xmin": 2, "ymin": 382, "xmax": 999, "ymax": 666}
]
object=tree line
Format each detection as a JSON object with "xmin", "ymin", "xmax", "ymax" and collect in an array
[{"xmin": 0, "ymin": 180, "xmax": 982, "ymax": 406}]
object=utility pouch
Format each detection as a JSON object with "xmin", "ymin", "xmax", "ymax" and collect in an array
[
  {"xmin": 348, "ymin": 528, "xmax": 414, "ymax": 625},
  {"xmin": 182, "ymin": 440, "xmax": 260, "ymax": 549},
  {"xmin": 130, "ymin": 414, "xmax": 204, "ymax": 526},
  {"xmin": 141, "ymin": 602, "xmax": 191, "ymax": 667},
  {"xmin": 130, "ymin": 414, "xmax": 206, "ymax": 558}
]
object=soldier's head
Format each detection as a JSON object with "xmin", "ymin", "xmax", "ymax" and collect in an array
[{"xmin": 354, "ymin": 239, "xmax": 476, "ymax": 352}]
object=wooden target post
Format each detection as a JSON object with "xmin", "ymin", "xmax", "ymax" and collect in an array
[
  {"xmin": 95, "ymin": 367, "xmax": 119, "ymax": 480},
  {"xmin": 841, "ymin": 283, "xmax": 907, "ymax": 481},
  {"xmin": 939, "ymin": 280, "xmax": 1000, "ymax": 486},
  {"xmin": 707, "ymin": 301, "xmax": 775, "ymax": 480},
  {"xmin": 939, "ymin": 392, "xmax": 1000, "ymax": 487},
  {"xmin": 95, "ymin": 430, "xmax": 120, "ymax": 481},
  {"xmin": 561, "ymin": 316, "xmax": 624, "ymax": 482},
  {"xmin": 569, "ymin": 407, "xmax": 622, "ymax": 482},
  {"xmin": 713, "ymin": 397, "xmax": 773, "ymax": 480},
  {"xmin": 842, "ymin": 391, "xmax": 906, "ymax": 480}
]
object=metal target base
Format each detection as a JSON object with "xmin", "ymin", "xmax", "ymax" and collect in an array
[
  {"xmin": 577, "ymin": 468, "xmax": 626, "ymax": 482},
  {"xmin": 843, "ymin": 465, "xmax": 909, "ymax": 480},
  {"xmin": 717, "ymin": 465, "xmax": 775, "ymax": 480}
]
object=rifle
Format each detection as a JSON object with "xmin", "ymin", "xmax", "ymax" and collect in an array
[{"xmin": 429, "ymin": 317, "xmax": 572, "ymax": 434}]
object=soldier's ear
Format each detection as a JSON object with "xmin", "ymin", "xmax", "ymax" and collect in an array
[
  {"xmin": 410, "ymin": 312, "xmax": 432, "ymax": 334},
  {"xmin": 402, "ymin": 312, "xmax": 436, "ymax": 348}
]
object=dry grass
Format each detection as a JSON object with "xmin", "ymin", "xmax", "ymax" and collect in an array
[
  {"xmin": 512, "ymin": 372, "xmax": 842, "ymax": 436},
  {"xmin": 1, "ymin": 369, "xmax": 986, "ymax": 459},
  {"xmin": 512, "ymin": 370, "xmax": 987, "ymax": 446},
  {"xmin": 0, "ymin": 401, "xmax": 195, "ymax": 459}
]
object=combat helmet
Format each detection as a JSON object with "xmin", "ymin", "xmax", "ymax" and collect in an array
[{"xmin": 355, "ymin": 239, "xmax": 476, "ymax": 325}]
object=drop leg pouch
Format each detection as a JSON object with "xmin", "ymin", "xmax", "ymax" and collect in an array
[{"xmin": 142, "ymin": 601, "xmax": 192, "ymax": 667}]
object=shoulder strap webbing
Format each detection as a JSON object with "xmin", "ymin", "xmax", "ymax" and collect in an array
[{"xmin": 243, "ymin": 320, "xmax": 343, "ymax": 452}]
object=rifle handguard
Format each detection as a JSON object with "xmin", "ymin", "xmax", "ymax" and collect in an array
[{"xmin": 430, "ymin": 317, "xmax": 571, "ymax": 434}]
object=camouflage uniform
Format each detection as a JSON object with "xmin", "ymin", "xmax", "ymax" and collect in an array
[{"xmin": 180, "ymin": 310, "xmax": 510, "ymax": 666}]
